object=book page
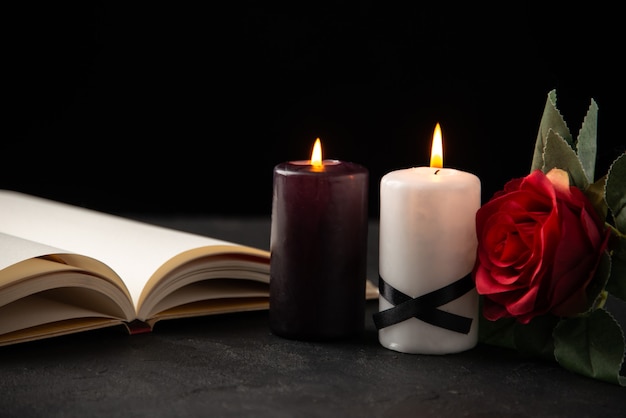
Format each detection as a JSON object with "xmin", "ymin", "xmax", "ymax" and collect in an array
[
  {"xmin": 137, "ymin": 253, "xmax": 270, "ymax": 319},
  {"xmin": 0, "ymin": 287, "xmax": 132, "ymax": 336},
  {"xmin": 0, "ymin": 256, "xmax": 135, "ymax": 318},
  {"xmin": 0, "ymin": 232, "xmax": 73, "ymax": 270},
  {"xmin": 0, "ymin": 190, "xmax": 265, "ymax": 313}
]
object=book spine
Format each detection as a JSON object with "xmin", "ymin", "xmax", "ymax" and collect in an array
[{"xmin": 126, "ymin": 320, "xmax": 153, "ymax": 335}]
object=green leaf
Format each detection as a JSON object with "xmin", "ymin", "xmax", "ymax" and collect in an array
[
  {"xmin": 585, "ymin": 175, "xmax": 608, "ymax": 222},
  {"xmin": 478, "ymin": 318, "xmax": 516, "ymax": 349},
  {"xmin": 478, "ymin": 302, "xmax": 517, "ymax": 349},
  {"xmin": 543, "ymin": 130, "xmax": 589, "ymax": 190},
  {"xmin": 531, "ymin": 90, "xmax": 573, "ymax": 173},
  {"xmin": 587, "ymin": 250, "xmax": 612, "ymax": 308},
  {"xmin": 576, "ymin": 98, "xmax": 599, "ymax": 183},
  {"xmin": 513, "ymin": 315, "xmax": 558, "ymax": 361},
  {"xmin": 606, "ymin": 235, "xmax": 626, "ymax": 301},
  {"xmin": 606, "ymin": 153, "xmax": 626, "ymax": 234},
  {"xmin": 554, "ymin": 310, "xmax": 626, "ymax": 386}
]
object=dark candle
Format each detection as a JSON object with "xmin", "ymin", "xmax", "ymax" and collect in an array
[{"xmin": 269, "ymin": 143, "xmax": 369, "ymax": 341}]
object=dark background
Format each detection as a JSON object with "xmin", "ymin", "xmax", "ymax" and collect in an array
[{"xmin": 6, "ymin": 3, "xmax": 624, "ymax": 218}]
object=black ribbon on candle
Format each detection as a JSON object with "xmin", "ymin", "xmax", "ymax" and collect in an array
[{"xmin": 373, "ymin": 274, "xmax": 474, "ymax": 334}]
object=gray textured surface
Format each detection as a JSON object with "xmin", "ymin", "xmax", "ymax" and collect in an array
[{"xmin": 1, "ymin": 217, "xmax": 624, "ymax": 417}]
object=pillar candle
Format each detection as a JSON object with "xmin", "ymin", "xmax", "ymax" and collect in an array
[
  {"xmin": 376, "ymin": 123, "xmax": 481, "ymax": 354},
  {"xmin": 269, "ymin": 139, "xmax": 369, "ymax": 341}
]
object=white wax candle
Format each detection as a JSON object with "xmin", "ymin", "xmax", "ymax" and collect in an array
[{"xmin": 378, "ymin": 166, "xmax": 481, "ymax": 354}]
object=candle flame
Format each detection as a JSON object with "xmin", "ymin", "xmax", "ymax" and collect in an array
[
  {"xmin": 430, "ymin": 123, "xmax": 443, "ymax": 168},
  {"xmin": 311, "ymin": 137, "xmax": 323, "ymax": 169}
]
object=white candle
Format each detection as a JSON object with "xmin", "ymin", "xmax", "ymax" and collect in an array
[{"xmin": 376, "ymin": 123, "xmax": 481, "ymax": 354}]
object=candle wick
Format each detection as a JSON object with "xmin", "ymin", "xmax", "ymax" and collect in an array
[{"xmin": 434, "ymin": 169, "xmax": 440, "ymax": 175}]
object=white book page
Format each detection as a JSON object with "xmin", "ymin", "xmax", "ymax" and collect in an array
[
  {"xmin": 0, "ymin": 232, "xmax": 71, "ymax": 270},
  {"xmin": 0, "ymin": 190, "xmax": 238, "ymax": 312}
]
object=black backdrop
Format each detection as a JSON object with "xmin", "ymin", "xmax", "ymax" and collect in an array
[{"xmin": 6, "ymin": 3, "xmax": 624, "ymax": 217}]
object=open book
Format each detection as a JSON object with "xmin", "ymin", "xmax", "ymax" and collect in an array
[{"xmin": 0, "ymin": 190, "xmax": 378, "ymax": 346}]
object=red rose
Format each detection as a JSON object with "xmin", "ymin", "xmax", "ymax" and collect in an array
[{"xmin": 473, "ymin": 168, "xmax": 610, "ymax": 324}]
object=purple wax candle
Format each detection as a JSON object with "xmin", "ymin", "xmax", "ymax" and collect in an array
[{"xmin": 269, "ymin": 142, "xmax": 369, "ymax": 341}]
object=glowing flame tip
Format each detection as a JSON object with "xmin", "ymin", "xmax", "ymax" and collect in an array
[
  {"xmin": 430, "ymin": 123, "xmax": 443, "ymax": 168},
  {"xmin": 311, "ymin": 138, "xmax": 323, "ymax": 168}
]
